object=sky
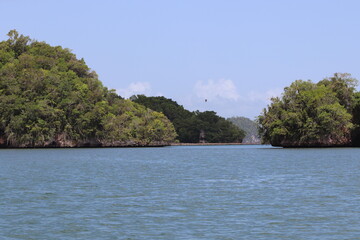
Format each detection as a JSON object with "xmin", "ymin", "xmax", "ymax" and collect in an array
[{"xmin": 1, "ymin": 0, "xmax": 360, "ymax": 119}]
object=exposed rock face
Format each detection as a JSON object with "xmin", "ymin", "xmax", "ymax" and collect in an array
[
  {"xmin": 243, "ymin": 135, "xmax": 261, "ymax": 144},
  {"xmin": 271, "ymin": 135, "xmax": 352, "ymax": 148},
  {"xmin": 0, "ymin": 134, "xmax": 170, "ymax": 148},
  {"xmin": 0, "ymin": 137, "xmax": 5, "ymax": 147}
]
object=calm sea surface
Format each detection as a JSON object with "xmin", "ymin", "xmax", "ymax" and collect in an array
[{"xmin": 1, "ymin": 145, "xmax": 360, "ymax": 239}]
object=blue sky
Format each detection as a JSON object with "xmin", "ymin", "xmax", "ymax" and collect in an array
[{"xmin": 1, "ymin": 0, "xmax": 360, "ymax": 119}]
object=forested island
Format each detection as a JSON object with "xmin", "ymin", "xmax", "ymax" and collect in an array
[
  {"xmin": 258, "ymin": 73, "xmax": 360, "ymax": 147},
  {"xmin": 0, "ymin": 30, "xmax": 178, "ymax": 147},
  {"xmin": 132, "ymin": 95, "xmax": 245, "ymax": 143},
  {"xmin": 0, "ymin": 30, "xmax": 246, "ymax": 147}
]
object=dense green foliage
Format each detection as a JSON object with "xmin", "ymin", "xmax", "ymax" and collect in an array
[
  {"xmin": 0, "ymin": 30, "xmax": 177, "ymax": 147},
  {"xmin": 227, "ymin": 116, "xmax": 260, "ymax": 143},
  {"xmin": 132, "ymin": 95, "xmax": 245, "ymax": 143},
  {"xmin": 258, "ymin": 73, "xmax": 359, "ymax": 147}
]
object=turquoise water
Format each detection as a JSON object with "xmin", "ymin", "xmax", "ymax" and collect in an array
[{"xmin": 1, "ymin": 145, "xmax": 360, "ymax": 239}]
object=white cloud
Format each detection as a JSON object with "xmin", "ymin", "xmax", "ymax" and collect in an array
[
  {"xmin": 247, "ymin": 88, "xmax": 282, "ymax": 103},
  {"xmin": 182, "ymin": 84, "xmax": 284, "ymax": 118},
  {"xmin": 116, "ymin": 82, "xmax": 152, "ymax": 98},
  {"xmin": 194, "ymin": 79, "xmax": 240, "ymax": 101}
]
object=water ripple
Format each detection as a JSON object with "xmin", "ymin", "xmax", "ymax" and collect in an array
[{"xmin": 1, "ymin": 146, "xmax": 360, "ymax": 239}]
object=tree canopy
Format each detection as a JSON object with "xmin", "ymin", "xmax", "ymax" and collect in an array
[
  {"xmin": 0, "ymin": 30, "xmax": 177, "ymax": 147},
  {"xmin": 258, "ymin": 73, "xmax": 359, "ymax": 147},
  {"xmin": 132, "ymin": 95, "xmax": 245, "ymax": 143}
]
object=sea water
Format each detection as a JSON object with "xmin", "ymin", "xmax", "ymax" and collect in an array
[{"xmin": 1, "ymin": 146, "xmax": 360, "ymax": 239}]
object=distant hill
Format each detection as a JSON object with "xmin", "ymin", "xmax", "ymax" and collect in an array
[{"xmin": 227, "ymin": 117, "xmax": 261, "ymax": 144}]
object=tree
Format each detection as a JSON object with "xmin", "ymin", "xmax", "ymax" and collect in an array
[
  {"xmin": 318, "ymin": 73, "xmax": 358, "ymax": 111},
  {"xmin": 133, "ymin": 95, "xmax": 245, "ymax": 143},
  {"xmin": 258, "ymin": 75, "xmax": 355, "ymax": 147},
  {"xmin": 0, "ymin": 30, "xmax": 177, "ymax": 147}
]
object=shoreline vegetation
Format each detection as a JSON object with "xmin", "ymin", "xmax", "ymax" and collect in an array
[
  {"xmin": 0, "ymin": 30, "xmax": 249, "ymax": 148},
  {"xmin": 0, "ymin": 142, "xmax": 257, "ymax": 149}
]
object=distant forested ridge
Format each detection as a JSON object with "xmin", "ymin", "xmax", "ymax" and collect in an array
[
  {"xmin": 227, "ymin": 117, "xmax": 260, "ymax": 144},
  {"xmin": 258, "ymin": 73, "xmax": 360, "ymax": 147},
  {"xmin": 0, "ymin": 30, "xmax": 177, "ymax": 147},
  {"xmin": 132, "ymin": 95, "xmax": 245, "ymax": 143}
]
